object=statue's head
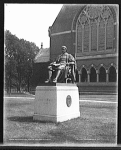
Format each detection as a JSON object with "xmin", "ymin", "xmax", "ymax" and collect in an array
[{"xmin": 62, "ymin": 46, "xmax": 67, "ymax": 54}]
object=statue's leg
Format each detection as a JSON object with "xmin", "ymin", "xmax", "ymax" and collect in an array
[
  {"xmin": 53, "ymin": 65, "xmax": 66, "ymax": 83},
  {"xmin": 48, "ymin": 70, "xmax": 52, "ymax": 80},
  {"xmin": 53, "ymin": 69, "xmax": 61, "ymax": 83},
  {"xmin": 45, "ymin": 66, "xmax": 53, "ymax": 83},
  {"xmin": 71, "ymin": 65, "xmax": 76, "ymax": 83}
]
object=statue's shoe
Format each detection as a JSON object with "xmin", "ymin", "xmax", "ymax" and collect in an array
[
  {"xmin": 45, "ymin": 79, "xmax": 50, "ymax": 83},
  {"xmin": 53, "ymin": 79, "xmax": 57, "ymax": 83}
]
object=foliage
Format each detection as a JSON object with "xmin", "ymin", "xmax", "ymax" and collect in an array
[{"xmin": 4, "ymin": 30, "xmax": 40, "ymax": 93}]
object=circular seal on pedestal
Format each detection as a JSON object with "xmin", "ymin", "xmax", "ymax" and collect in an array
[{"xmin": 66, "ymin": 95, "xmax": 72, "ymax": 107}]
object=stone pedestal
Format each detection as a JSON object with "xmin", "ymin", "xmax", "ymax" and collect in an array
[{"xmin": 33, "ymin": 83, "xmax": 80, "ymax": 123}]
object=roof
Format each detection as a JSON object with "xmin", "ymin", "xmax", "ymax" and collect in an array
[
  {"xmin": 34, "ymin": 48, "xmax": 50, "ymax": 63},
  {"xmin": 50, "ymin": 4, "xmax": 86, "ymax": 33},
  {"xmin": 50, "ymin": 4, "xmax": 118, "ymax": 34}
]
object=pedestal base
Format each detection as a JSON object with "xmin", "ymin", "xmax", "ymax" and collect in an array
[{"xmin": 33, "ymin": 83, "xmax": 80, "ymax": 123}]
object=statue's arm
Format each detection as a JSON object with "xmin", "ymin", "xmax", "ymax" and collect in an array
[
  {"xmin": 68, "ymin": 54, "xmax": 75, "ymax": 62},
  {"xmin": 68, "ymin": 54, "xmax": 77, "ymax": 69}
]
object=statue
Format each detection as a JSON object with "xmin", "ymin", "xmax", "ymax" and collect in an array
[
  {"xmin": 34, "ymin": 46, "xmax": 80, "ymax": 123},
  {"xmin": 45, "ymin": 46, "xmax": 76, "ymax": 83}
]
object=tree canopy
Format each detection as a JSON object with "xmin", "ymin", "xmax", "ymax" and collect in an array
[{"xmin": 5, "ymin": 30, "xmax": 40, "ymax": 93}]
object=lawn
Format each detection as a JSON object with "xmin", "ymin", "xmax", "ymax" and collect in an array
[{"xmin": 4, "ymin": 95, "xmax": 117, "ymax": 146}]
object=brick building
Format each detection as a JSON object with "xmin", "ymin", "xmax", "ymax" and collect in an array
[
  {"xmin": 32, "ymin": 4, "xmax": 118, "ymax": 93},
  {"xmin": 31, "ymin": 43, "xmax": 50, "ymax": 86},
  {"xmin": 48, "ymin": 4, "xmax": 118, "ymax": 91}
]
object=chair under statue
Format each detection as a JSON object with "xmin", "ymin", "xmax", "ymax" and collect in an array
[{"xmin": 48, "ymin": 62, "xmax": 76, "ymax": 84}]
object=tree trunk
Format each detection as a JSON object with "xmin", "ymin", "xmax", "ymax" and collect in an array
[
  {"xmin": 27, "ymin": 77, "xmax": 30, "ymax": 92},
  {"xmin": 17, "ymin": 68, "xmax": 21, "ymax": 93},
  {"xmin": 9, "ymin": 74, "xmax": 11, "ymax": 94}
]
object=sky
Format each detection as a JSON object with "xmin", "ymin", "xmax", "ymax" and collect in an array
[{"xmin": 5, "ymin": 4, "xmax": 63, "ymax": 48}]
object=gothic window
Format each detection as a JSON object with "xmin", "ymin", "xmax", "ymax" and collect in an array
[
  {"xmin": 106, "ymin": 15, "xmax": 114, "ymax": 50},
  {"xmin": 98, "ymin": 18, "xmax": 105, "ymax": 51},
  {"xmin": 99, "ymin": 66, "xmax": 106, "ymax": 82},
  {"xmin": 76, "ymin": 5, "xmax": 115, "ymax": 55},
  {"xmin": 77, "ymin": 22, "xmax": 82, "ymax": 53},
  {"xmin": 76, "ymin": 70, "xmax": 79, "ymax": 82},
  {"xmin": 109, "ymin": 66, "xmax": 116, "ymax": 82},
  {"xmin": 90, "ymin": 67, "xmax": 97, "ymax": 82},
  {"xmin": 91, "ymin": 19, "xmax": 97, "ymax": 51},
  {"xmin": 81, "ymin": 68, "xmax": 87, "ymax": 82},
  {"xmin": 83, "ymin": 20, "xmax": 89, "ymax": 52}
]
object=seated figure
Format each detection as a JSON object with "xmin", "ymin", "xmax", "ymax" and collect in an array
[{"xmin": 45, "ymin": 46, "xmax": 76, "ymax": 83}]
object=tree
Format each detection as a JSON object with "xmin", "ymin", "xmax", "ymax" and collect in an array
[
  {"xmin": 4, "ymin": 30, "xmax": 40, "ymax": 93},
  {"xmin": 5, "ymin": 30, "xmax": 18, "ymax": 93}
]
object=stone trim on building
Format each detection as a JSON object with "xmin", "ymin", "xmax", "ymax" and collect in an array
[
  {"xmin": 76, "ymin": 63, "xmax": 117, "ymax": 83},
  {"xmin": 50, "ymin": 30, "xmax": 76, "ymax": 36}
]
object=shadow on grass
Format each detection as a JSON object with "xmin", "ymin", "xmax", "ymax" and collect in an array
[{"xmin": 7, "ymin": 116, "xmax": 54, "ymax": 124}]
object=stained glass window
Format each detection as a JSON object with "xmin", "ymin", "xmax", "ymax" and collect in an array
[
  {"xmin": 91, "ymin": 20, "xmax": 97, "ymax": 51},
  {"xmin": 77, "ymin": 23, "xmax": 82, "ymax": 53},
  {"xmin": 83, "ymin": 21, "xmax": 89, "ymax": 52},
  {"xmin": 98, "ymin": 18, "xmax": 105, "ymax": 51},
  {"xmin": 106, "ymin": 16, "xmax": 114, "ymax": 50},
  {"xmin": 76, "ymin": 5, "xmax": 115, "ymax": 54}
]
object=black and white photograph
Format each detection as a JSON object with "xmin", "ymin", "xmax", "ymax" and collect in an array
[{"xmin": 4, "ymin": 4, "xmax": 119, "ymax": 147}]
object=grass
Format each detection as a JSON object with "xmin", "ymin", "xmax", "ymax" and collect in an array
[
  {"xmin": 4, "ymin": 92, "xmax": 35, "ymax": 97},
  {"xmin": 4, "ymin": 95, "xmax": 117, "ymax": 145}
]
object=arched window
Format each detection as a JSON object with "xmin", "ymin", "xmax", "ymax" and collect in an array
[
  {"xmin": 77, "ymin": 13, "xmax": 89, "ymax": 53},
  {"xmin": 83, "ymin": 19, "xmax": 90, "ymax": 52},
  {"xmin": 77, "ymin": 22, "xmax": 82, "ymax": 53},
  {"xmin": 109, "ymin": 66, "xmax": 116, "ymax": 82},
  {"xmin": 90, "ymin": 67, "xmax": 97, "ymax": 82},
  {"xmin": 76, "ymin": 5, "xmax": 116, "ymax": 55},
  {"xmin": 76, "ymin": 70, "xmax": 79, "ymax": 82},
  {"xmin": 106, "ymin": 15, "xmax": 114, "ymax": 50},
  {"xmin": 91, "ymin": 20, "xmax": 97, "ymax": 51},
  {"xmin": 99, "ymin": 66, "xmax": 106, "ymax": 82},
  {"xmin": 98, "ymin": 18, "xmax": 105, "ymax": 51},
  {"xmin": 81, "ymin": 68, "xmax": 87, "ymax": 82}
]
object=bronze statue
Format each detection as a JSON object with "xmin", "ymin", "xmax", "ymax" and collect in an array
[{"xmin": 45, "ymin": 46, "xmax": 76, "ymax": 83}]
